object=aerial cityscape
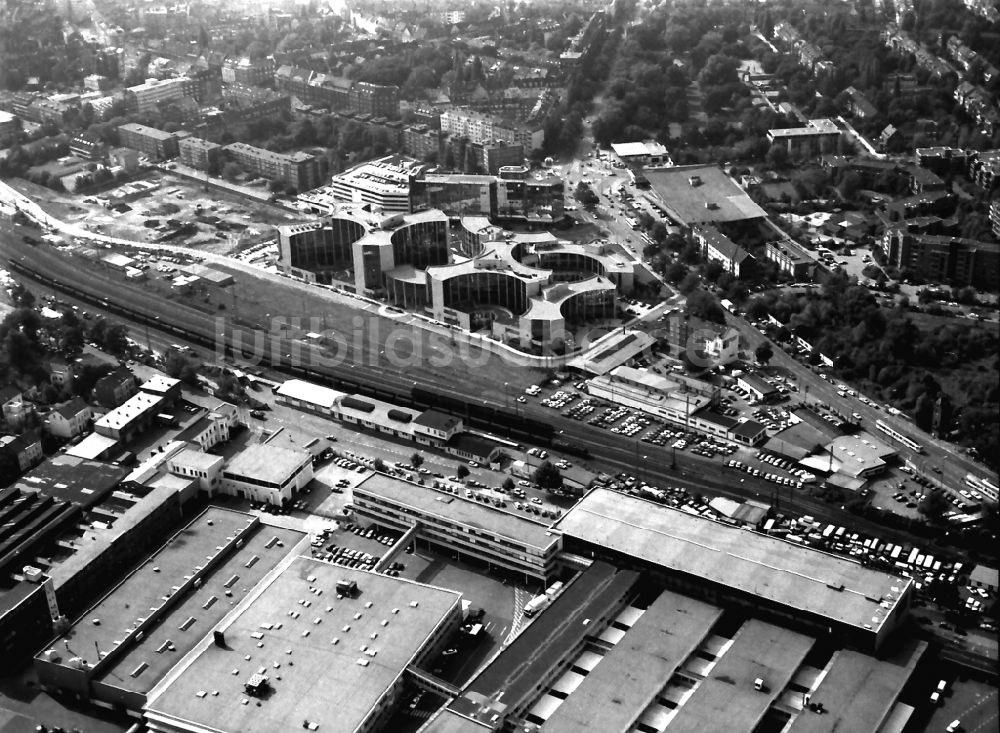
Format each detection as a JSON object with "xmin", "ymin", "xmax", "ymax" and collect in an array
[{"xmin": 0, "ymin": 0, "xmax": 997, "ymax": 731}]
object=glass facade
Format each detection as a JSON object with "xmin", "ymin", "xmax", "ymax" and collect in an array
[
  {"xmin": 283, "ymin": 217, "xmax": 366, "ymax": 283},
  {"xmin": 439, "ymin": 271, "xmax": 530, "ymax": 318},
  {"xmin": 536, "ymin": 251, "xmax": 606, "ymax": 282},
  {"xmin": 411, "ymin": 178, "xmax": 495, "ymax": 217},
  {"xmin": 390, "ymin": 219, "xmax": 450, "ymax": 271}
]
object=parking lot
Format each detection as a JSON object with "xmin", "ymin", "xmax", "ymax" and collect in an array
[{"xmin": 921, "ymin": 677, "xmax": 998, "ymax": 733}]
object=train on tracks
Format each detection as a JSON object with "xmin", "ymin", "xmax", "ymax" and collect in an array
[{"xmin": 7, "ymin": 256, "xmax": 593, "ymax": 456}]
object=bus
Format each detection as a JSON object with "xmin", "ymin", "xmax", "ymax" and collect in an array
[{"xmin": 875, "ymin": 420, "xmax": 925, "ymax": 454}]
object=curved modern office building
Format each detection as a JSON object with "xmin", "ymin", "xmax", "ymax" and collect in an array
[
  {"xmin": 278, "ymin": 208, "xmax": 450, "ymax": 295},
  {"xmin": 280, "ymin": 209, "xmax": 636, "ymax": 352},
  {"xmin": 278, "ymin": 217, "xmax": 366, "ymax": 284}
]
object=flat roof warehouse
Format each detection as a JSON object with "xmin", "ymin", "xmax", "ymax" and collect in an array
[
  {"xmin": 144, "ymin": 558, "xmax": 461, "ymax": 733},
  {"xmin": 554, "ymin": 489, "xmax": 912, "ymax": 643}
]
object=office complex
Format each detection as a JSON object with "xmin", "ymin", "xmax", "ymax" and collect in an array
[
  {"xmin": 279, "ymin": 208, "xmax": 634, "ymax": 350},
  {"xmin": 353, "ymin": 472, "xmax": 561, "ymax": 582}
]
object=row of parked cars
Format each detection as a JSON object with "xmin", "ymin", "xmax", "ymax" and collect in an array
[{"xmin": 729, "ymin": 459, "xmax": 804, "ymax": 489}]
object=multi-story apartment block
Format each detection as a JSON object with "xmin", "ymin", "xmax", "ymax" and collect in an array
[
  {"xmin": 222, "ymin": 142, "xmax": 327, "ymax": 192},
  {"xmin": 402, "ymin": 124, "xmax": 443, "ymax": 162},
  {"xmin": 767, "ymin": 118, "xmax": 841, "ymax": 157},
  {"xmin": 880, "ymin": 227, "xmax": 1000, "ymax": 289},
  {"xmin": 0, "ymin": 111, "xmax": 21, "ymax": 147},
  {"xmin": 843, "ymin": 86, "xmax": 878, "ymax": 119},
  {"xmin": 969, "ymin": 150, "xmax": 1000, "ymax": 189},
  {"xmin": 178, "ymin": 136, "xmax": 223, "ymax": 175},
  {"xmin": 221, "ymin": 57, "xmax": 276, "ymax": 87},
  {"xmin": 990, "ymin": 198, "xmax": 1000, "ymax": 239},
  {"xmin": 693, "ymin": 226, "xmax": 755, "ymax": 278},
  {"xmin": 117, "ymin": 123, "xmax": 180, "ymax": 160},
  {"xmin": 125, "ymin": 77, "xmax": 197, "ymax": 114},
  {"xmin": 954, "ymin": 82, "xmax": 1000, "ymax": 136},
  {"xmin": 274, "ymin": 66, "xmax": 399, "ymax": 118},
  {"xmin": 349, "ymin": 81, "xmax": 400, "ymax": 118},
  {"xmin": 440, "ymin": 109, "xmax": 544, "ymax": 151}
]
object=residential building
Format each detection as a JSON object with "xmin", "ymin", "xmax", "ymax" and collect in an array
[
  {"xmin": 880, "ymin": 227, "xmax": 1000, "ymax": 290},
  {"xmin": 843, "ymin": 86, "xmax": 877, "ymax": 119},
  {"xmin": 93, "ymin": 366, "xmax": 138, "ymax": 408},
  {"xmin": 969, "ymin": 150, "xmax": 1000, "ymax": 189},
  {"xmin": 47, "ymin": 397, "xmax": 92, "ymax": 439},
  {"xmin": 273, "ymin": 66, "xmax": 399, "ymax": 118},
  {"xmin": 221, "ymin": 57, "xmax": 276, "ymax": 86},
  {"xmin": 178, "ymin": 135, "xmax": 223, "ymax": 175},
  {"xmin": 0, "ymin": 110, "xmax": 21, "ymax": 146},
  {"xmin": 222, "ymin": 142, "xmax": 327, "ymax": 192},
  {"xmin": 0, "ymin": 431, "xmax": 43, "ymax": 473},
  {"xmin": 990, "ymin": 199, "xmax": 1000, "ymax": 239},
  {"xmin": 349, "ymin": 81, "xmax": 400, "ymax": 118},
  {"xmin": 916, "ymin": 147, "xmax": 970, "ymax": 176},
  {"xmin": 767, "ymin": 119, "xmax": 841, "ymax": 157},
  {"xmin": 125, "ymin": 77, "xmax": 197, "ymax": 114},
  {"xmin": 0, "ymin": 385, "xmax": 34, "ymax": 430},
  {"xmin": 440, "ymin": 108, "xmax": 544, "ymax": 150},
  {"xmin": 692, "ymin": 226, "xmax": 754, "ymax": 278},
  {"xmin": 117, "ymin": 123, "xmax": 180, "ymax": 160},
  {"xmin": 47, "ymin": 357, "xmax": 75, "ymax": 392}
]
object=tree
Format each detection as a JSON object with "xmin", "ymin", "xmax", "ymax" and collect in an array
[
  {"xmin": 533, "ymin": 461, "xmax": 563, "ymax": 490},
  {"xmin": 918, "ymin": 490, "xmax": 950, "ymax": 524},
  {"xmin": 755, "ymin": 342, "xmax": 774, "ymax": 365},
  {"xmin": 10, "ymin": 282, "xmax": 35, "ymax": 309},
  {"xmin": 164, "ymin": 349, "xmax": 199, "ymax": 386},
  {"xmin": 766, "ymin": 143, "xmax": 789, "ymax": 169},
  {"xmin": 502, "ymin": 477, "xmax": 515, "ymax": 492},
  {"xmin": 222, "ymin": 161, "xmax": 242, "ymax": 182},
  {"xmin": 411, "ymin": 452, "xmax": 423, "ymax": 468},
  {"xmin": 456, "ymin": 464, "xmax": 470, "ymax": 479},
  {"xmin": 373, "ymin": 458, "xmax": 387, "ymax": 472},
  {"xmin": 574, "ymin": 182, "xmax": 599, "ymax": 208}
]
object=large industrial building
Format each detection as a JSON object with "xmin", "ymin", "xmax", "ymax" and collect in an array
[
  {"xmin": 35, "ymin": 508, "xmax": 304, "ymax": 710},
  {"xmin": 422, "ymin": 561, "xmax": 925, "ymax": 733},
  {"xmin": 645, "ymin": 165, "xmax": 767, "ymax": 226},
  {"xmin": 554, "ymin": 489, "xmax": 913, "ymax": 652},
  {"xmin": 278, "ymin": 208, "xmax": 636, "ymax": 351},
  {"xmin": 143, "ymin": 557, "xmax": 462, "ymax": 733}
]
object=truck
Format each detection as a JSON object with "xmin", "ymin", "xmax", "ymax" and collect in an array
[
  {"xmin": 522, "ymin": 594, "xmax": 551, "ymax": 618},
  {"xmin": 545, "ymin": 581, "xmax": 564, "ymax": 599}
]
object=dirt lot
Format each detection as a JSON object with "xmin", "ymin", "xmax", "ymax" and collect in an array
[{"xmin": 12, "ymin": 174, "xmax": 301, "ymax": 256}]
